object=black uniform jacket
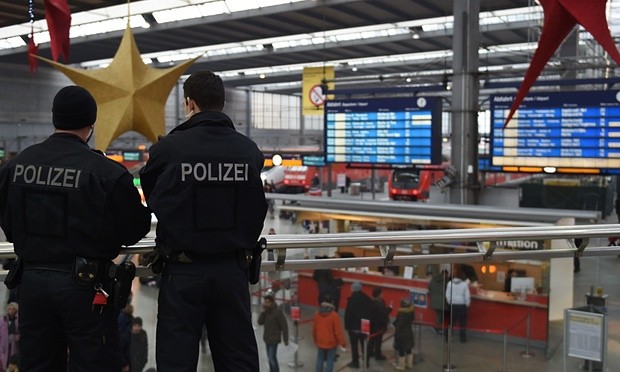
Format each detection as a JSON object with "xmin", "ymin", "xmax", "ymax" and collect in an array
[
  {"xmin": 0, "ymin": 133, "xmax": 151, "ymax": 263},
  {"xmin": 140, "ymin": 111, "xmax": 267, "ymax": 257}
]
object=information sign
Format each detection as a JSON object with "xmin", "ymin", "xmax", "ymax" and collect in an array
[
  {"xmin": 410, "ymin": 289, "xmax": 428, "ymax": 308},
  {"xmin": 566, "ymin": 309, "xmax": 605, "ymax": 361},
  {"xmin": 324, "ymin": 97, "xmax": 442, "ymax": 165},
  {"xmin": 491, "ymin": 91, "xmax": 620, "ymax": 173},
  {"xmin": 302, "ymin": 155, "xmax": 325, "ymax": 167}
]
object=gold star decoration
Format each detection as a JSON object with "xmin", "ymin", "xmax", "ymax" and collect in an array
[{"xmin": 36, "ymin": 26, "xmax": 201, "ymax": 150}]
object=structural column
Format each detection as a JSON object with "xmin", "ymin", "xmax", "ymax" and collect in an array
[
  {"xmin": 245, "ymin": 88, "xmax": 252, "ymax": 138},
  {"xmin": 449, "ymin": 0, "xmax": 480, "ymax": 205},
  {"xmin": 560, "ymin": 29, "xmax": 579, "ymax": 91}
]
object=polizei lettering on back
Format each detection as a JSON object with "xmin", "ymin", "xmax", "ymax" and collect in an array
[
  {"xmin": 181, "ymin": 162, "xmax": 249, "ymax": 182},
  {"xmin": 12, "ymin": 164, "xmax": 82, "ymax": 188}
]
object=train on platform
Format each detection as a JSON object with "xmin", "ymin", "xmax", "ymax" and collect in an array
[
  {"xmin": 387, "ymin": 167, "xmax": 445, "ymax": 202},
  {"xmin": 262, "ymin": 164, "xmax": 392, "ymax": 194}
]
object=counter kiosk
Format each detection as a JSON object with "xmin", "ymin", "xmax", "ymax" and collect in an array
[{"xmin": 298, "ymin": 261, "xmax": 549, "ymax": 344}]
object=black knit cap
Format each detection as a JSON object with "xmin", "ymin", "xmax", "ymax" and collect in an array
[{"xmin": 52, "ymin": 85, "xmax": 97, "ymax": 130}]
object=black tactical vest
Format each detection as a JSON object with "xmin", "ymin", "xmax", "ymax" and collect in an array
[{"xmin": 1, "ymin": 133, "xmax": 129, "ymax": 262}]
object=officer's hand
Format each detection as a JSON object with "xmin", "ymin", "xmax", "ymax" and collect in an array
[{"xmin": 285, "ymin": 340, "xmax": 289, "ymax": 346}]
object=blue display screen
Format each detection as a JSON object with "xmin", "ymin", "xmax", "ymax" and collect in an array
[
  {"xmin": 491, "ymin": 91, "xmax": 620, "ymax": 173},
  {"xmin": 324, "ymin": 97, "xmax": 442, "ymax": 165},
  {"xmin": 303, "ymin": 155, "xmax": 326, "ymax": 166}
]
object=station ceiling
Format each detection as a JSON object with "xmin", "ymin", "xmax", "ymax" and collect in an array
[{"xmin": 0, "ymin": 0, "xmax": 616, "ymax": 97}]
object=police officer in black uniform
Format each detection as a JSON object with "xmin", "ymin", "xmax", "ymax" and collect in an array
[
  {"xmin": 0, "ymin": 85, "xmax": 151, "ymax": 371},
  {"xmin": 140, "ymin": 71, "xmax": 267, "ymax": 371}
]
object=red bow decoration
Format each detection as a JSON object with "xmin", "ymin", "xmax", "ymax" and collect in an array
[
  {"xmin": 44, "ymin": 0, "xmax": 71, "ymax": 62},
  {"xmin": 27, "ymin": 30, "xmax": 39, "ymax": 73},
  {"xmin": 504, "ymin": 0, "xmax": 620, "ymax": 127}
]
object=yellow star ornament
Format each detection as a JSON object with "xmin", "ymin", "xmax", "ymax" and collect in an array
[{"xmin": 36, "ymin": 26, "xmax": 201, "ymax": 150}]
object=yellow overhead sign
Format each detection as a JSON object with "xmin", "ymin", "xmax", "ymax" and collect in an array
[
  {"xmin": 302, "ymin": 66, "xmax": 335, "ymax": 116},
  {"xmin": 264, "ymin": 159, "xmax": 303, "ymax": 167}
]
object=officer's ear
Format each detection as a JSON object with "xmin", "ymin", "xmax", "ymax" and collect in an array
[{"xmin": 184, "ymin": 97, "xmax": 195, "ymax": 118}]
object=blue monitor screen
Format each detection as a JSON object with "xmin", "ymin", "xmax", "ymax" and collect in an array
[
  {"xmin": 491, "ymin": 90, "xmax": 620, "ymax": 174},
  {"xmin": 324, "ymin": 97, "xmax": 442, "ymax": 165}
]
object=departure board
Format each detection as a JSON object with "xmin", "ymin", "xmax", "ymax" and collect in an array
[
  {"xmin": 491, "ymin": 91, "xmax": 620, "ymax": 173},
  {"xmin": 324, "ymin": 97, "xmax": 442, "ymax": 165}
]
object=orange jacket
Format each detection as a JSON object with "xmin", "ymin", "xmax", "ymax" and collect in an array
[{"xmin": 313, "ymin": 306, "xmax": 347, "ymax": 349}]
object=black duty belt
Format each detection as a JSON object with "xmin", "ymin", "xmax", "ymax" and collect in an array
[
  {"xmin": 167, "ymin": 250, "xmax": 241, "ymax": 263},
  {"xmin": 22, "ymin": 261, "xmax": 73, "ymax": 272}
]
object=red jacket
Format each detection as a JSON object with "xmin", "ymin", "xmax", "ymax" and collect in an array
[{"xmin": 313, "ymin": 305, "xmax": 346, "ymax": 349}]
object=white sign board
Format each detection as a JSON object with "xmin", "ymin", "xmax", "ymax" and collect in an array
[
  {"xmin": 336, "ymin": 174, "xmax": 346, "ymax": 187},
  {"xmin": 403, "ymin": 266, "xmax": 414, "ymax": 279},
  {"xmin": 566, "ymin": 309, "xmax": 605, "ymax": 361}
]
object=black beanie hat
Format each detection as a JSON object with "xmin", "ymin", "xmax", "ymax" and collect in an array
[{"xmin": 52, "ymin": 85, "xmax": 97, "ymax": 130}]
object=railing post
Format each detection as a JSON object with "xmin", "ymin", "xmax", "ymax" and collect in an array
[
  {"xmin": 288, "ymin": 308, "xmax": 304, "ymax": 371},
  {"xmin": 414, "ymin": 322, "xmax": 423, "ymax": 364},
  {"xmin": 502, "ymin": 330, "xmax": 508, "ymax": 372},
  {"xmin": 362, "ymin": 335, "xmax": 367, "ymax": 372},
  {"xmin": 521, "ymin": 314, "xmax": 534, "ymax": 358},
  {"xmin": 294, "ymin": 320, "xmax": 299, "ymax": 371},
  {"xmin": 444, "ymin": 321, "xmax": 455, "ymax": 372}
]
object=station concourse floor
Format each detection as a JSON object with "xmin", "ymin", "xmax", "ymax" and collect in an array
[
  {"xmin": 130, "ymin": 199, "xmax": 620, "ymax": 372},
  {"xmin": 2, "ymin": 191, "xmax": 619, "ymax": 371}
]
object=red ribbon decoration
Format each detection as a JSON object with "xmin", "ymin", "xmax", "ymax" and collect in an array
[
  {"xmin": 44, "ymin": 0, "xmax": 71, "ymax": 62},
  {"xmin": 504, "ymin": 0, "xmax": 620, "ymax": 127},
  {"xmin": 27, "ymin": 29, "xmax": 39, "ymax": 73}
]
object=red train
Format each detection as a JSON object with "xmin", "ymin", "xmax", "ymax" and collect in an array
[
  {"xmin": 267, "ymin": 164, "xmax": 391, "ymax": 194},
  {"xmin": 387, "ymin": 168, "xmax": 444, "ymax": 201}
]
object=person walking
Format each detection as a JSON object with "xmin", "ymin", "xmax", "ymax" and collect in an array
[
  {"xmin": 0, "ymin": 302, "xmax": 19, "ymax": 371},
  {"xmin": 428, "ymin": 269, "xmax": 449, "ymax": 334},
  {"xmin": 312, "ymin": 297, "xmax": 346, "ymax": 372},
  {"xmin": 140, "ymin": 71, "xmax": 267, "ymax": 371},
  {"xmin": 369, "ymin": 287, "xmax": 391, "ymax": 361},
  {"xmin": 0, "ymin": 85, "xmax": 151, "ymax": 371},
  {"xmin": 445, "ymin": 271, "xmax": 471, "ymax": 343},
  {"xmin": 258, "ymin": 293, "xmax": 289, "ymax": 372},
  {"xmin": 344, "ymin": 281, "xmax": 373, "ymax": 369},
  {"xmin": 393, "ymin": 298, "xmax": 414, "ymax": 371},
  {"xmin": 129, "ymin": 317, "xmax": 148, "ymax": 372}
]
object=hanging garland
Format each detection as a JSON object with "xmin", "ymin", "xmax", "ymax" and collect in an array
[{"xmin": 27, "ymin": 0, "xmax": 39, "ymax": 72}]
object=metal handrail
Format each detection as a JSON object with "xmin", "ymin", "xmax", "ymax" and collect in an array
[
  {"xmin": 0, "ymin": 224, "xmax": 619, "ymax": 271},
  {"xmin": 266, "ymin": 193, "xmax": 601, "ymax": 224}
]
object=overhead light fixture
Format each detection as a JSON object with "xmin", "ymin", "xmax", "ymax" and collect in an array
[
  {"xmin": 543, "ymin": 166, "xmax": 557, "ymax": 173},
  {"xmin": 259, "ymin": 73, "xmax": 266, "ymax": 79},
  {"xmin": 406, "ymin": 77, "xmax": 412, "ymax": 82},
  {"xmin": 409, "ymin": 26, "xmax": 422, "ymax": 39},
  {"xmin": 352, "ymin": 66, "xmax": 358, "ymax": 72},
  {"xmin": 442, "ymin": 74, "xmax": 450, "ymax": 90}
]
